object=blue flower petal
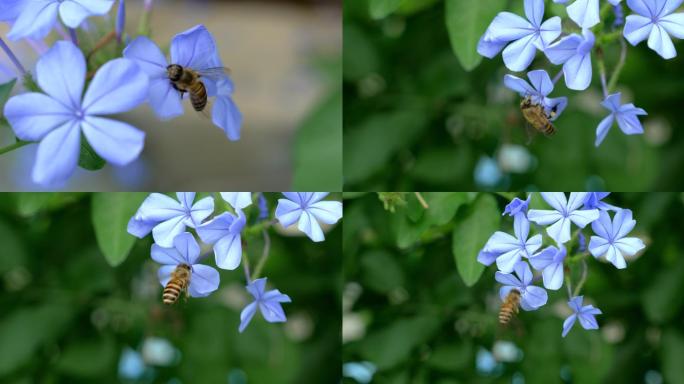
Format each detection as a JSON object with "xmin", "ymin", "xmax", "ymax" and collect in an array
[
  {"xmin": 188, "ymin": 264, "xmax": 220, "ymax": 297},
  {"xmin": 82, "ymin": 58, "xmax": 148, "ymax": 114},
  {"xmin": 239, "ymin": 302, "xmax": 257, "ymax": 333},
  {"xmin": 624, "ymin": 14, "xmax": 654, "ymax": 45},
  {"xmin": 661, "ymin": 13, "xmax": 684, "ymax": 38},
  {"xmin": 545, "ymin": 34, "xmax": 582, "ymax": 64},
  {"xmin": 59, "ymin": 0, "xmax": 114, "ymax": 28},
  {"xmin": 220, "ymin": 193, "xmax": 252, "ymax": 209},
  {"xmin": 150, "ymin": 243, "xmax": 186, "ymax": 265},
  {"xmin": 4, "ymin": 92, "xmax": 73, "ymax": 141},
  {"xmin": 567, "ymin": 0, "xmax": 600, "ymax": 28},
  {"xmin": 123, "ymin": 36, "xmax": 168, "ymax": 77},
  {"xmin": 562, "ymin": 313, "xmax": 577, "ymax": 337},
  {"xmin": 8, "ymin": 0, "xmax": 59, "ymax": 40},
  {"xmin": 172, "ymin": 232, "xmax": 201, "ymax": 264},
  {"xmin": 502, "ymin": 34, "xmax": 538, "ymax": 71},
  {"xmin": 298, "ymin": 211, "xmax": 324, "ymax": 242},
  {"xmin": 32, "ymin": 120, "xmax": 81, "ymax": 186},
  {"xmin": 213, "ymin": 233, "xmax": 242, "ymax": 270},
  {"xmin": 212, "ymin": 95, "xmax": 242, "ymax": 141},
  {"xmin": 0, "ymin": 0, "xmax": 26, "ymax": 22},
  {"xmin": 308, "ymin": 201, "xmax": 343, "ymax": 225},
  {"xmin": 486, "ymin": 12, "xmax": 533, "ymax": 42},
  {"xmin": 648, "ymin": 24, "xmax": 677, "ymax": 59},
  {"xmin": 170, "ymin": 24, "xmax": 216, "ymax": 70},
  {"xmin": 36, "ymin": 41, "xmax": 85, "ymax": 110},
  {"xmin": 524, "ymin": 0, "xmax": 545, "ymax": 27},
  {"xmin": 81, "ymin": 116, "xmax": 145, "ymax": 166},
  {"xmin": 275, "ymin": 199, "xmax": 303, "ymax": 227}
]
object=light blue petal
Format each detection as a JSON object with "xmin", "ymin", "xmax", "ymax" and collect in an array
[
  {"xmin": 259, "ymin": 300, "xmax": 287, "ymax": 323},
  {"xmin": 214, "ymin": 233, "xmax": 242, "ymax": 270},
  {"xmin": 613, "ymin": 209, "xmax": 636, "ymax": 239},
  {"xmin": 262, "ymin": 289, "xmax": 292, "ymax": 303},
  {"xmin": 528, "ymin": 209, "xmax": 562, "ymax": 225},
  {"xmin": 527, "ymin": 70, "xmax": 554, "ymax": 97},
  {"xmin": 239, "ymin": 302, "xmax": 258, "ymax": 333},
  {"xmin": 157, "ymin": 265, "xmax": 176, "ymax": 287},
  {"xmin": 122, "ymin": 36, "xmax": 168, "ymax": 77},
  {"xmin": 220, "ymin": 192, "xmax": 252, "ymax": 210},
  {"xmin": 486, "ymin": 12, "xmax": 534, "ymax": 42},
  {"xmin": 148, "ymin": 78, "xmax": 184, "ymax": 120},
  {"xmin": 515, "ymin": 261, "xmax": 534, "ymax": 285},
  {"xmin": 138, "ymin": 193, "xmax": 183, "ymax": 221},
  {"xmin": 588, "ymin": 236, "xmax": 610, "ymax": 258},
  {"xmin": 647, "ymin": 24, "xmax": 677, "ymax": 59},
  {"xmin": 170, "ymin": 24, "xmax": 216, "ymax": 70},
  {"xmin": 605, "ymin": 245, "xmax": 626, "ymax": 269},
  {"xmin": 196, "ymin": 212, "xmax": 233, "ymax": 244},
  {"xmin": 577, "ymin": 311, "xmax": 599, "ymax": 329},
  {"xmin": 82, "ymin": 58, "xmax": 148, "ymax": 115},
  {"xmin": 614, "ymin": 237, "xmax": 645, "ymax": 256},
  {"xmin": 275, "ymin": 199, "xmax": 303, "ymax": 227},
  {"xmin": 188, "ymin": 196, "xmax": 214, "ymax": 227},
  {"xmin": 32, "ymin": 119, "xmax": 81, "ymax": 186},
  {"xmin": 529, "ymin": 246, "xmax": 557, "ymax": 270},
  {"xmin": 485, "ymin": 231, "xmax": 521, "ymax": 253},
  {"xmin": 542, "ymin": 262, "xmax": 563, "ymax": 290},
  {"xmin": 188, "ymin": 264, "xmax": 219, "ymax": 297},
  {"xmin": 626, "ymin": 0, "xmax": 653, "ymax": 16},
  {"xmin": 499, "ymin": 285, "xmax": 517, "ymax": 301},
  {"xmin": 150, "ymin": 243, "xmax": 185, "ymax": 265},
  {"xmin": 496, "ymin": 249, "xmax": 522, "ymax": 273},
  {"xmin": 567, "ymin": 192, "xmax": 588, "ymax": 212},
  {"xmin": 513, "ymin": 212, "xmax": 530, "ymax": 240},
  {"xmin": 521, "ymin": 285, "xmax": 547, "ymax": 310},
  {"xmin": 525, "ymin": 0, "xmax": 545, "ymax": 27},
  {"xmin": 127, "ymin": 216, "xmax": 155, "ymax": 238},
  {"xmin": 544, "ymin": 34, "xmax": 582, "ymax": 64},
  {"xmin": 595, "ymin": 114, "xmax": 615, "ymax": 147},
  {"xmin": 547, "ymin": 216, "xmax": 572, "ymax": 244},
  {"xmin": 624, "ymin": 14, "xmax": 653, "ymax": 45},
  {"xmin": 59, "ymin": 0, "xmax": 114, "ymax": 28},
  {"xmin": 540, "ymin": 192, "xmax": 566, "ymax": 211},
  {"xmin": 152, "ymin": 215, "xmax": 187, "ymax": 248},
  {"xmin": 591, "ymin": 210, "xmax": 613, "ymax": 239},
  {"xmin": 171, "ymin": 232, "xmax": 200, "ymax": 264},
  {"xmin": 616, "ymin": 112, "xmax": 645, "ymax": 135},
  {"xmin": 562, "ymin": 314, "xmax": 577, "ymax": 337},
  {"xmin": 568, "ymin": 209, "xmax": 599, "ymax": 228},
  {"xmin": 81, "ymin": 116, "xmax": 145, "ymax": 166},
  {"xmin": 524, "ymin": 234, "xmax": 543, "ymax": 257},
  {"xmin": 298, "ymin": 211, "xmax": 324, "ymax": 242},
  {"xmin": 4, "ymin": 92, "xmax": 73, "ymax": 141},
  {"xmin": 537, "ymin": 16, "xmax": 562, "ymax": 48},
  {"xmin": 7, "ymin": 0, "xmax": 59, "ymax": 41},
  {"xmin": 211, "ymin": 95, "xmax": 242, "ymax": 141},
  {"xmin": 246, "ymin": 278, "xmax": 267, "ymax": 299},
  {"xmin": 661, "ymin": 12, "xmax": 684, "ymax": 38},
  {"xmin": 36, "ymin": 41, "xmax": 85, "ymax": 110},
  {"xmin": 478, "ymin": 249, "xmax": 499, "ymax": 266},
  {"xmin": 308, "ymin": 200, "xmax": 343, "ymax": 225},
  {"xmin": 477, "ymin": 34, "xmax": 508, "ymax": 58},
  {"xmin": 663, "ymin": 0, "xmax": 684, "ymax": 15},
  {"xmin": 502, "ymin": 34, "xmax": 538, "ymax": 71},
  {"xmin": 564, "ymin": 52, "xmax": 592, "ymax": 90},
  {"xmin": 0, "ymin": 0, "xmax": 26, "ymax": 22},
  {"xmin": 567, "ymin": 0, "xmax": 600, "ymax": 28},
  {"xmin": 503, "ymin": 74, "xmax": 536, "ymax": 96}
]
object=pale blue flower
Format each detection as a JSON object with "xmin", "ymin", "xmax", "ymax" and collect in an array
[
  {"xmin": 123, "ymin": 24, "xmax": 242, "ymax": 140},
  {"xmin": 504, "ymin": 70, "xmax": 568, "ymax": 121},
  {"xmin": 503, "ymin": 195, "xmax": 531, "ymax": 217},
  {"xmin": 495, "ymin": 261, "xmax": 548, "ymax": 311},
  {"xmin": 528, "ymin": 192, "xmax": 600, "ymax": 244},
  {"xmin": 595, "ymin": 92, "xmax": 647, "ymax": 147},
  {"xmin": 623, "ymin": 0, "xmax": 684, "ymax": 59},
  {"xmin": 589, "ymin": 209, "xmax": 645, "ymax": 269},
  {"xmin": 196, "ymin": 209, "xmax": 246, "ymax": 270},
  {"xmin": 583, "ymin": 192, "xmax": 619, "ymax": 211},
  {"xmin": 239, "ymin": 277, "xmax": 291, "ymax": 333},
  {"xmin": 552, "ymin": 0, "xmax": 622, "ymax": 28},
  {"xmin": 529, "ymin": 245, "xmax": 567, "ymax": 290},
  {"xmin": 477, "ymin": 0, "xmax": 562, "ymax": 71},
  {"xmin": 127, "ymin": 193, "xmax": 214, "ymax": 247},
  {"xmin": 151, "ymin": 232, "xmax": 219, "ymax": 298},
  {"xmin": 477, "ymin": 213, "xmax": 542, "ymax": 273},
  {"xmin": 562, "ymin": 296, "xmax": 602, "ymax": 337},
  {"xmin": 5, "ymin": 0, "xmax": 114, "ymax": 41},
  {"xmin": 220, "ymin": 192, "xmax": 252, "ymax": 210},
  {"xmin": 3, "ymin": 41, "xmax": 148, "ymax": 186},
  {"xmin": 275, "ymin": 193, "xmax": 342, "ymax": 242},
  {"xmin": 545, "ymin": 29, "xmax": 595, "ymax": 90}
]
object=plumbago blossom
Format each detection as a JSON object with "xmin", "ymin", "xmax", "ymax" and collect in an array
[
  {"xmin": 477, "ymin": 0, "xmax": 677, "ymax": 147},
  {"xmin": 127, "ymin": 192, "xmax": 342, "ymax": 333},
  {"xmin": 0, "ymin": 2, "xmax": 241, "ymax": 187},
  {"xmin": 478, "ymin": 192, "xmax": 646, "ymax": 338}
]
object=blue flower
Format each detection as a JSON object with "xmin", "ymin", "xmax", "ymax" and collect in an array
[
  {"xmin": 220, "ymin": 192, "xmax": 252, "ymax": 210},
  {"xmin": 196, "ymin": 210, "xmax": 246, "ymax": 270},
  {"xmin": 257, "ymin": 193, "xmax": 269, "ymax": 221},
  {"xmin": 3, "ymin": 41, "xmax": 148, "ymax": 186},
  {"xmin": 275, "ymin": 193, "xmax": 342, "ymax": 242},
  {"xmin": 123, "ymin": 25, "xmax": 242, "ymax": 140},
  {"xmin": 239, "ymin": 277, "xmax": 291, "ymax": 333},
  {"xmin": 528, "ymin": 192, "xmax": 600, "ymax": 244},
  {"xmin": 477, "ymin": 0, "xmax": 561, "ymax": 71},
  {"xmin": 477, "ymin": 213, "xmax": 542, "ymax": 273},
  {"xmin": 552, "ymin": 0, "xmax": 622, "ymax": 28},
  {"xmin": 504, "ymin": 70, "xmax": 568, "ymax": 121},
  {"xmin": 5, "ymin": 0, "xmax": 114, "ymax": 41},
  {"xmin": 623, "ymin": 0, "xmax": 684, "ymax": 59},
  {"xmin": 503, "ymin": 195, "xmax": 531, "ymax": 217},
  {"xmin": 595, "ymin": 92, "xmax": 647, "ymax": 147},
  {"xmin": 151, "ymin": 232, "xmax": 220, "ymax": 298},
  {"xmin": 127, "ymin": 193, "xmax": 214, "ymax": 247},
  {"xmin": 562, "ymin": 296, "xmax": 602, "ymax": 337},
  {"xmin": 545, "ymin": 29, "xmax": 595, "ymax": 90},
  {"xmin": 583, "ymin": 192, "xmax": 619, "ymax": 210},
  {"xmin": 529, "ymin": 245, "xmax": 567, "ymax": 290},
  {"xmin": 495, "ymin": 261, "xmax": 548, "ymax": 311},
  {"xmin": 589, "ymin": 209, "xmax": 645, "ymax": 269}
]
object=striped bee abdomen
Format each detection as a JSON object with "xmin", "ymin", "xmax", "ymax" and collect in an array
[
  {"xmin": 162, "ymin": 264, "xmax": 191, "ymax": 305},
  {"xmin": 189, "ymin": 81, "xmax": 208, "ymax": 112},
  {"xmin": 499, "ymin": 289, "xmax": 521, "ymax": 325}
]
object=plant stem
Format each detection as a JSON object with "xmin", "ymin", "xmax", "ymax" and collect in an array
[
  {"xmin": 86, "ymin": 31, "xmax": 116, "ymax": 63},
  {"xmin": 0, "ymin": 141, "xmax": 30, "ymax": 156},
  {"xmin": 0, "ymin": 38, "xmax": 26, "ymax": 76},
  {"xmin": 251, "ymin": 229, "xmax": 271, "ymax": 280},
  {"xmin": 414, "ymin": 192, "xmax": 429, "ymax": 209},
  {"xmin": 607, "ymin": 38, "xmax": 627, "ymax": 93},
  {"xmin": 596, "ymin": 47, "xmax": 609, "ymax": 99},
  {"xmin": 244, "ymin": 219, "xmax": 277, "ymax": 236},
  {"xmin": 572, "ymin": 259, "xmax": 589, "ymax": 297},
  {"xmin": 241, "ymin": 242, "xmax": 252, "ymax": 283},
  {"xmin": 69, "ymin": 28, "xmax": 79, "ymax": 46},
  {"xmin": 552, "ymin": 69, "xmax": 563, "ymax": 85}
]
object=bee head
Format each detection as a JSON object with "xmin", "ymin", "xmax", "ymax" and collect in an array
[{"xmin": 167, "ymin": 64, "xmax": 183, "ymax": 81}]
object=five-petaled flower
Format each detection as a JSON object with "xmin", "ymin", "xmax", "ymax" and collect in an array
[
  {"xmin": 504, "ymin": 70, "xmax": 568, "ymax": 121},
  {"xmin": 239, "ymin": 278, "xmax": 292, "ymax": 333},
  {"xmin": 123, "ymin": 24, "xmax": 242, "ymax": 140},
  {"xmin": 220, "ymin": 192, "xmax": 253, "ymax": 210},
  {"xmin": 589, "ymin": 209, "xmax": 645, "ymax": 269},
  {"xmin": 477, "ymin": 0, "xmax": 561, "ymax": 71},
  {"xmin": 529, "ymin": 245, "xmax": 567, "ymax": 290},
  {"xmin": 3, "ymin": 0, "xmax": 114, "ymax": 40},
  {"xmin": 151, "ymin": 232, "xmax": 220, "ymax": 298},
  {"xmin": 583, "ymin": 192, "xmax": 619, "ymax": 211},
  {"xmin": 275, "ymin": 193, "xmax": 343, "ymax": 242},
  {"xmin": 3, "ymin": 41, "xmax": 148, "ymax": 186},
  {"xmin": 495, "ymin": 261, "xmax": 548, "ymax": 311},
  {"xmin": 562, "ymin": 296, "xmax": 602, "ymax": 337},
  {"xmin": 528, "ymin": 192, "xmax": 600, "ymax": 244},
  {"xmin": 623, "ymin": 0, "xmax": 684, "ymax": 59},
  {"xmin": 545, "ymin": 29, "xmax": 595, "ymax": 91},
  {"xmin": 477, "ymin": 213, "xmax": 542, "ymax": 273},
  {"xmin": 127, "ymin": 192, "xmax": 214, "ymax": 247},
  {"xmin": 595, "ymin": 92, "xmax": 647, "ymax": 147},
  {"xmin": 196, "ymin": 209, "xmax": 247, "ymax": 270},
  {"xmin": 502, "ymin": 195, "xmax": 531, "ymax": 217}
]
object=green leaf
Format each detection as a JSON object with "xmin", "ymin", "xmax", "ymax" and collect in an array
[
  {"xmin": 452, "ymin": 193, "xmax": 500, "ymax": 286},
  {"xmin": 14, "ymin": 192, "xmax": 82, "ymax": 217},
  {"xmin": 360, "ymin": 250, "xmax": 405, "ymax": 293},
  {"xmin": 0, "ymin": 78, "xmax": 16, "ymax": 107},
  {"xmin": 57, "ymin": 337, "xmax": 116, "ymax": 377},
  {"xmin": 641, "ymin": 257, "xmax": 684, "ymax": 323},
  {"xmin": 662, "ymin": 329, "xmax": 684, "ymax": 384},
  {"xmin": 445, "ymin": 0, "xmax": 505, "ymax": 71},
  {"xmin": 292, "ymin": 88, "xmax": 342, "ymax": 191},
  {"xmin": 78, "ymin": 134, "xmax": 106, "ymax": 171},
  {"xmin": 91, "ymin": 193, "xmax": 147, "ymax": 267},
  {"xmin": 397, "ymin": 0, "xmax": 440, "ymax": 15},
  {"xmin": 369, "ymin": 0, "xmax": 403, "ymax": 19}
]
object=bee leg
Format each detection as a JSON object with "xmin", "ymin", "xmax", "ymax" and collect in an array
[{"xmin": 525, "ymin": 123, "xmax": 536, "ymax": 145}]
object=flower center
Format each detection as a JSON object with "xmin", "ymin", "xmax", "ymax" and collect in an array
[{"xmin": 74, "ymin": 109, "xmax": 85, "ymax": 120}]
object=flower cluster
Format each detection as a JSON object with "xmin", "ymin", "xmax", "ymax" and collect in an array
[
  {"xmin": 478, "ymin": 0, "xmax": 683, "ymax": 146},
  {"xmin": 127, "ymin": 192, "xmax": 343, "ymax": 333},
  {"xmin": 478, "ymin": 192, "xmax": 645, "ymax": 337},
  {"xmin": 1, "ymin": 1, "xmax": 241, "ymax": 186}
]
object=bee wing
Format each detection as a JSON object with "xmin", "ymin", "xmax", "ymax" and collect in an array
[{"xmin": 197, "ymin": 67, "xmax": 231, "ymax": 81}]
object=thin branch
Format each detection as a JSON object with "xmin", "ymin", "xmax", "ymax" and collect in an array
[
  {"xmin": 0, "ymin": 141, "xmax": 30, "ymax": 156},
  {"xmin": 414, "ymin": 192, "xmax": 429, "ymax": 209},
  {"xmin": 251, "ymin": 229, "xmax": 271, "ymax": 280},
  {"xmin": 607, "ymin": 38, "xmax": 628, "ymax": 93},
  {"xmin": 573, "ymin": 259, "xmax": 589, "ymax": 297}
]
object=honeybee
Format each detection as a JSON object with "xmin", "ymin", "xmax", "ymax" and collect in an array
[
  {"xmin": 167, "ymin": 65, "xmax": 230, "ymax": 112},
  {"xmin": 520, "ymin": 96, "xmax": 557, "ymax": 136},
  {"xmin": 499, "ymin": 289, "xmax": 521, "ymax": 325},
  {"xmin": 162, "ymin": 264, "xmax": 191, "ymax": 305}
]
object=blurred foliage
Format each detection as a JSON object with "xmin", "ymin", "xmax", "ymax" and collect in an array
[
  {"xmin": 343, "ymin": 192, "xmax": 684, "ymax": 384},
  {"xmin": 0, "ymin": 192, "xmax": 341, "ymax": 383},
  {"xmin": 343, "ymin": 0, "xmax": 684, "ymax": 190}
]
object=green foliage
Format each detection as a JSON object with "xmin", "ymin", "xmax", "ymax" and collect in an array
[
  {"xmin": 91, "ymin": 193, "xmax": 147, "ymax": 267},
  {"xmin": 344, "ymin": 1, "xmax": 682, "ymax": 190},
  {"xmin": 0, "ymin": 78, "xmax": 16, "ymax": 107},
  {"xmin": 78, "ymin": 135, "xmax": 106, "ymax": 171},
  {"xmin": 344, "ymin": 192, "xmax": 684, "ymax": 383}
]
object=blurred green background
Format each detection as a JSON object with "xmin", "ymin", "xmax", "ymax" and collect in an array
[
  {"xmin": 0, "ymin": 192, "xmax": 341, "ymax": 383},
  {"xmin": 343, "ymin": 0, "xmax": 684, "ymax": 191},
  {"xmin": 343, "ymin": 192, "xmax": 684, "ymax": 384}
]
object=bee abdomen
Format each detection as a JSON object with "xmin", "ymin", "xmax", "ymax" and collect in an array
[
  {"xmin": 189, "ymin": 82, "xmax": 208, "ymax": 112},
  {"xmin": 163, "ymin": 280, "xmax": 184, "ymax": 305},
  {"xmin": 499, "ymin": 290, "xmax": 521, "ymax": 325},
  {"xmin": 543, "ymin": 123, "xmax": 556, "ymax": 136}
]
